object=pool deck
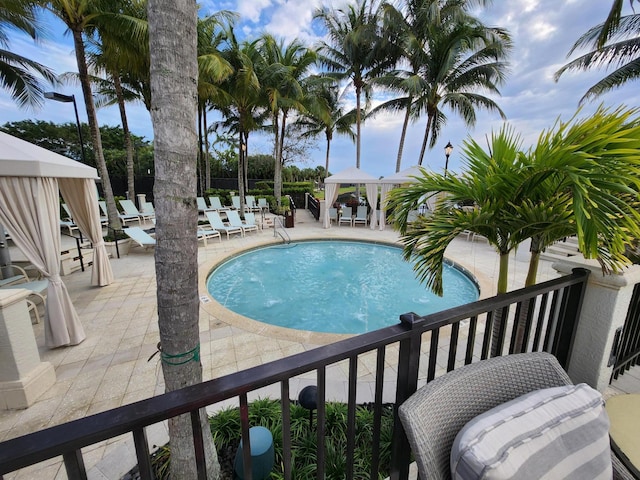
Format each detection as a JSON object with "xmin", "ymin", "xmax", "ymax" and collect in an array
[{"xmin": 2, "ymin": 209, "xmax": 638, "ymax": 479}]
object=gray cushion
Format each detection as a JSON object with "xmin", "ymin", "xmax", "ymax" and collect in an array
[{"xmin": 450, "ymin": 383, "xmax": 612, "ymax": 479}]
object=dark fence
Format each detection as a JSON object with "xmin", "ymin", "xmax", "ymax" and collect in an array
[
  {"xmin": 0, "ymin": 269, "xmax": 590, "ymax": 480},
  {"xmin": 307, "ymin": 194, "xmax": 320, "ymax": 221},
  {"xmin": 611, "ymin": 282, "xmax": 640, "ymax": 380}
]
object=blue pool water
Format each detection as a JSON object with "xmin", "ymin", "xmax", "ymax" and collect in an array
[{"xmin": 207, "ymin": 241, "xmax": 479, "ymax": 335}]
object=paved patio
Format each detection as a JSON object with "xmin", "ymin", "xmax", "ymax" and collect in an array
[{"xmin": 1, "ymin": 208, "xmax": 638, "ymax": 479}]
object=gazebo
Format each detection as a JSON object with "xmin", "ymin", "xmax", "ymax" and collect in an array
[
  {"xmin": 323, "ymin": 166, "xmax": 379, "ymax": 229},
  {"xmin": 0, "ymin": 132, "xmax": 114, "ymax": 348}
]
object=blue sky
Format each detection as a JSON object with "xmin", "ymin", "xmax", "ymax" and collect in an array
[{"xmin": 2, "ymin": 0, "xmax": 639, "ymax": 178}]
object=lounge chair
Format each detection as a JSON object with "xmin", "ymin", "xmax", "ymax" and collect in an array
[
  {"xmin": 257, "ymin": 198, "xmax": 269, "ymax": 214},
  {"xmin": 96, "ymin": 201, "xmax": 109, "ymax": 226},
  {"xmin": 196, "ymin": 197, "xmax": 214, "ymax": 214},
  {"xmin": 244, "ymin": 212, "xmax": 261, "ymax": 230},
  {"xmin": 226, "ymin": 210, "xmax": 258, "ymax": 235},
  {"xmin": 205, "ymin": 211, "xmax": 243, "ymax": 239},
  {"xmin": 0, "ymin": 264, "xmax": 32, "ymax": 287},
  {"xmin": 208, "ymin": 196, "xmax": 230, "ymax": 212},
  {"xmin": 399, "ymin": 352, "xmax": 634, "ymax": 480},
  {"xmin": 123, "ymin": 226, "xmax": 156, "ymax": 250},
  {"xmin": 120, "ymin": 199, "xmax": 154, "ymax": 222},
  {"xmin": 141, "ymin": 201, "xmax": 155, "ymax": 216},
  {"xmin": 100, "ymin": 200, "xmax": 140, "ymax": 226},
  {"xmin": 231, "ymin": 196, "xmax": 241, "ymax": 210},
  {"xmin": 338, "ymin": 206, "xmax": 353, "ymax": 226},
  {"xmin": 353, "ymin": 206, "xmax": 368, "ymax": 227},
  {"xmin": 60, "ymin": 203, "xmax": 80, "ymax": 236},
  {"xmin": 197, "ymin": 227, "xmax": 221, "ymax": 246},
  {"xmin": 245, "ymin": 195, "xmax": 261, "ymax": 213}
]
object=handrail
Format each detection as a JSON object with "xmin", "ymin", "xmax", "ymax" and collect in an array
[
  {"xmin": 272, "ymin": 215, "xmax": 291, "ymax": 244},
  {"xmin": 0, "ymin": 268, "xmax": 590, "ymax": 479}
]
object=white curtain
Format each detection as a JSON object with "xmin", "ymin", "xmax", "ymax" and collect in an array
[
  {"xmin": 0, "ymin": 177, "xmax": 86, "ymax": 348},
  {"xmin": 323, "ymin": 183, "xmax": 339, "ymax": 228},
  {"xmin": 379, "ymin": 183, "xmax": 393, "ymax": 230},
  {"xmin": 59, "ymin": 178, "xmax": 113, "ymax": 286},
  {"xmin": 365, "ymin": 182, "xmax": 378, "ymax": 230}
]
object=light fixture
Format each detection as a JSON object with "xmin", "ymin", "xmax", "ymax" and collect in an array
[
  {"xmin": 444, "ymin": 141, "xmax": 453, "ymax": 177},
  {"xmin": 44, "ymin": 91, "xmax": 86, "ymax": 163}
]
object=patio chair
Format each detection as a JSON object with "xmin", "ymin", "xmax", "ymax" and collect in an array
[
  {"xmin": 245, "ymin": 195, "xmax": 261, "ymax": 213},
  {"xmin": 123, "ymin": 226, "xmax": 156, "ymax": 250},
  {"xmin": 197, "ymin": 227, "xmax": 221, "ymax": 246},
  {"xmin": 257, "ymin": 198, "xmax": 269, "ymax": 214},
  {"xmin": 2, "ymin": 279, "xmax": 48, "ymax": 324},
  {"xmin": 226, "ymin": 210, "xmax": 258, "ymax": 235},
  {"xmin": 205, "ymin": 211, "xmax": 243, "ymax": 239},
  {"xmin": 244, "ymin": 212, "xmax": 261, "ymax": 230},
  {"xmin": 399, "ymin": 352, "xmax": 635, "ymax": 480},
  {"xmin": 328, "ymin": 208, "xmax": 338, "ymax": 225},
  {"xmin": 0, "ymin": 264, "xmax": 32, "ymax": 287},
  {"xmin": 59, "ymin": 203, "xmax": 80, "ymax": 236},
  {"xmin": 208, "ymin": 196, "xmax": 230, "ymax": 212},
  {"xmin": 338, "ymin": 206, "xmax": 353, "ymax": 226},
  {"xmin": 353, "ymin": 206, "xmax": 368, "ymax": 227},
  {"xmin": 231, "ymin": 196, "xmax": 241, "ymax": 210},
  {"xmin": 120, "ymin": 199, "xmax": 154, "ymax": 223}
]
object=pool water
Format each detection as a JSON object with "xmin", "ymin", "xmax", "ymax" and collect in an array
[{"xmin": 207, "ymin": 241, "xmax": 479, "ymax": 335}]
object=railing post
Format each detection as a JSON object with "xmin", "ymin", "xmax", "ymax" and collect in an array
[{"xmin": 390, "ymin": 313, "xmax": 423, "ymax": 480}]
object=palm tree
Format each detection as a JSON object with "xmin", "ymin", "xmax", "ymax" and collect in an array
[
  {"xmin": 554, "ymin": 2, "xmax": 640, "ymax": 102},
  {"xmin": 372, "ymin": 0, "xmax": 496, "ymax": 172},
  {"xmin": 147, "ymin": 0, "xmax": 220, "ymax": 477},
  {"xmin": 256, "ymin": 34, "xmax": 317, "ymax": 204},
  {"xmin": 43, "ymin": 0, "xmax": 127, "ymax": 230},
  {"xmin": 0, "ymin": 0, "xmax": 57, "ymax": 109},
  {"xmin": 411, "ymin": 16, "xmax": 512, "ymax": 166},
  {"xmin": 314, "ymin": 0, "xmax": 388, "ymax": 170}
]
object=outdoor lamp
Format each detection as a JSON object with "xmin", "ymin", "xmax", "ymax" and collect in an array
[
  {"xmin": 444, "ymin": 141, "xmax": 453, "ymax": 177},
  {"xmin": 44, "ymin": 91, "xmax": 86, "ymax": 163}
]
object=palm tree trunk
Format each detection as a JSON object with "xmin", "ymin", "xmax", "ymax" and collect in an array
[
  {"xmin": 197, "ymin": 104, "xmax": 203, "ymax": 195},
  {"xmin": 204, "ymin": 106, "xmax": 211, "ymax": 191},
  {"xmin": 418, "ymin": 112, "xmax": 433, "ymax": 166},
  {"xmin": 112, "ymin": 72, "xmax": 135, "ymax": 203},
  {"xmin": 490, "ymin": 251, "xmax": 510, "ymax": 356},
  {"xmin": 276, "ymin": 110, "xmax": 288, "ymax": 207},
  {"xmin": 72, "ymin": 29, "xmax": 122, "ymax": 231},
  {"xmin": 396, "ymin": 96, "xmax": 412, "ymax": 172},
  {"xmin": 325, "ymin": 130, "xmax": 331, "ymax": 175},
  {"xmin": 355, "ymin": 83, "xmax": 362, "ymax": 169},
  {"xmin": 273, "ymin": 113, "xmax": 281, "ymax": 205},
  {"xmin": 148, "ymin": 0, "xmax": 219, "ymax": 477}
]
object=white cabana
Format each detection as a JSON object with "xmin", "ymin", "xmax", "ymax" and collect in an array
[
  {"xmin": 379, "ymin": 166, "xmax": 432, "ymax": 230},
  {"xmin": 0, "ymin": 132, "xmax": 114, "ymax": 348},
  {"xmin": 323, "ymin": 166, "xmax": 379, "ymax": 229}
]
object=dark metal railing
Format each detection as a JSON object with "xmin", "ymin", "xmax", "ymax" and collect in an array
[
  {"xmin": 611, "ymin": 282, "xmax": 640, "ymax": 380},
  {"xmin": 306, "ymin": 193, "xmax": 320, "ymax": 221},
  {"xmin": 0, "ymin": 268, "xmax": 590, "ymax": 480}
]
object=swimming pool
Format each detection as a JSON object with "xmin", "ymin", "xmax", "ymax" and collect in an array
[{"xmin": 206, "ymin": 240, "xmax": 479, "ymax": 335}]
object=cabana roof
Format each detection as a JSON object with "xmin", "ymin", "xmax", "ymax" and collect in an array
[{"xmin": 325, "ymin": 166, "xmax": 379, "ymax": 184}]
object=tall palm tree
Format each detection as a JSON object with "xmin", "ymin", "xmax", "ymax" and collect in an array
[
  {"xmin": 315, "ymin": 0, "xmax": 388, "ymax": 170},
  {"xmin": 372, "ymin": 0, "xmax": 495, "ymax": 172},
  {"xmin": 256, "ymin": 34, "xmax": 317, "ymax": 204},
  {"xmin": 0, "ymin": 0, "xmax": 57, "ymax": 109},
  {"xmin": 148, "ymin": 0, "xmax": 220, "ymax": 477},
  {"xmin": 43, "ymin": 0, "xmax": 129, "ymax": 230},
  {"xmin": 412, "ymin": 17, "xmax": 512, "ymax": 165},
  {"xmin": 296, "ymin": 82, "xmax": 356, "ymax": 175},
  {"xmin": 554, "ymin": 2, "xmax": 640, "ymax": 102}
]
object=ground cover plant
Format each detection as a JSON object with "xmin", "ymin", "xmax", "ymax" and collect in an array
[{"xmin": 146, "ymin": 398, "xmax": 395, "ymax": 479}]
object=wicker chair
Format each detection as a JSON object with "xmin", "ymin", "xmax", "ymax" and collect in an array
[{"xmin": 398, "ymin": 352, "xmax": 636, "ymax": 480}]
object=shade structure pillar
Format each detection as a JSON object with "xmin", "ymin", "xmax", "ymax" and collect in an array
[
  {"xmin": 553, "ymin": 260, "xmax": 640, "ymax": 392},
  {"xmin": 0, "ymin": 289, "xmax": 56, "ymax": 409}
]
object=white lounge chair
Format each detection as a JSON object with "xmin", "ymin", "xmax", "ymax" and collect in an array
[
  {"xmin": 123, "ymin": 226, "xmax": 156, "ymax": 250},
  {"xmin": 2, "ymin": 279, "xmax": 48, "ymax": 324},
  {"xmin": 197, "ymin": 227, "xmax": 221, "ymax": 246},
  {"xmin": 226, "ymin": 210, "xmax": 258, "ymax": 235},
  {"xmin": 196, "ymin": 197, "xmax": 214, "ymax": 214},
  {"xmin": 120, "ymin": 199, "xmax": 154, "ymax": 222},
  {"xmin": 205, "ymin": 211, "xmax": 243, "ymax": 239},
  {"xmin": 244, "ymin": 212, "xmax": 261, "ymax": 230},
  {"xmin": 328, "ymin": 208, "xmax": 338, "ymax": 225},
  {"xmin": 208, "ymin": 196, "xmax": 230, "ymax": 212},
  {"xmin": 231, "ymin": 196, "xmax": 241, "ymax": 210},
  {"xmin": 353, "ymin": 206, "xmax": 368, "ymax": 227},
  {"xmin": 100, "ymin": 200, "xmax": 140, "ymax": 226},
  {"xmin": 257, "ymin": 198, "xmax": 269, "ymax": 214},
  {"xmin": 245, "ymin": 195, "xmax": 261, "ymax": 213},
  {"xmin": 339, "ymin": 206, "xmax": 353, "ymax": 226},
  {"xmin": 60, "ymin": 203, "xmax": 80, "ymax": 236}
]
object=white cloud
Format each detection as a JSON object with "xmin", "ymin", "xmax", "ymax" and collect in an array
[{"xmin": 236, "ymin": 0, "xmax": 273, "ymax": 23}]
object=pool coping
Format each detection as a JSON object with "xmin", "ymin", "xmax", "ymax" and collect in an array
[{"xmin": 198, "ymin": 235, "xmax": 495, "ymax": 346}]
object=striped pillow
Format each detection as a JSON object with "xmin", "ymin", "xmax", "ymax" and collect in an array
[{"xmin": 450, "ymin": 384, "xmax": 612, "ymax": 480}]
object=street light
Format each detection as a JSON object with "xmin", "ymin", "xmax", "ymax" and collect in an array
[
  {"xmin": 444, "ymin": 141, "xmax": 453, "ymax": 177},
  {"xmin": 44, "ymin": 91, "xmax": 86, "ymax": 163}
]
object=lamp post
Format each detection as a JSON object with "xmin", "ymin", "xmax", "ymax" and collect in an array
[
  {"xmin": 444, "ymin": 141, "xmax": 453, "ymax": 177},
  {"xmin": 44, "ymin": 91, "xmax": 86, "ymax": 164}
]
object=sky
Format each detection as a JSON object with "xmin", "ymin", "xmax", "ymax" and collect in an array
[{"xmin": 2, "ymin": 0, "xmax": 640, "ymax": 179}]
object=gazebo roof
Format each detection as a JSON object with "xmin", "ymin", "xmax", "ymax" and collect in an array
[{"xmin": 325, "ymin": 166, "xmax": 378, "ymax": 184}]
